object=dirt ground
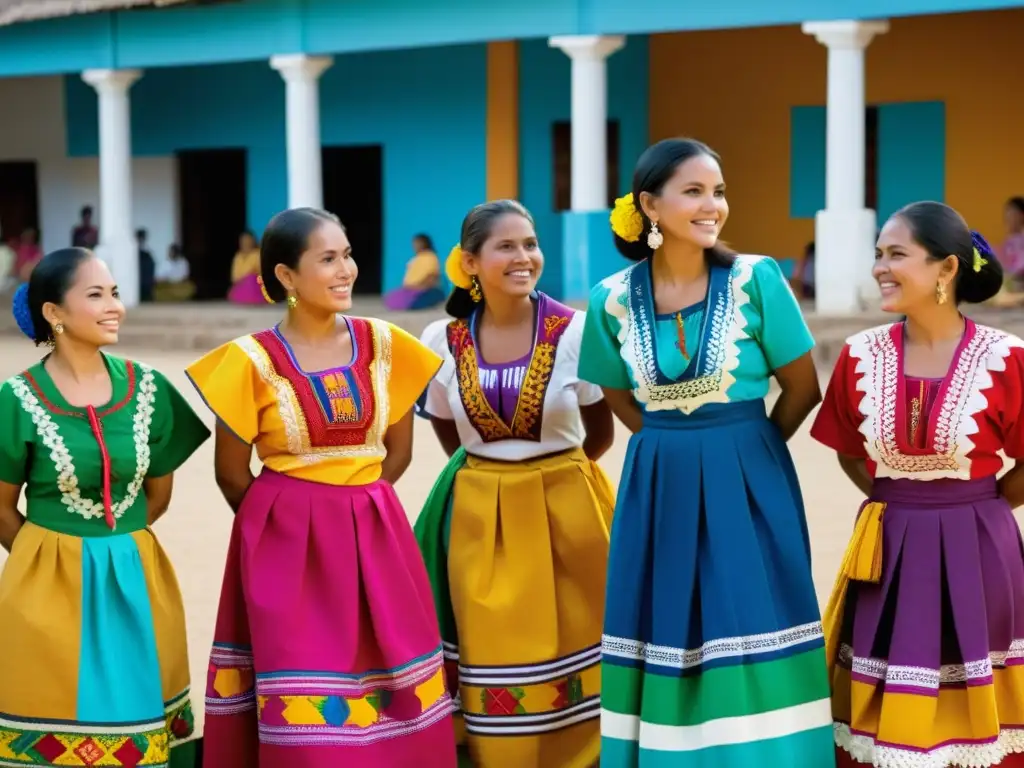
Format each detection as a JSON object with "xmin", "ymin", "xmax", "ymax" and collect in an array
[{"xmin": 0, "ymin": 335, "xmax": 926, "ymax": 733}]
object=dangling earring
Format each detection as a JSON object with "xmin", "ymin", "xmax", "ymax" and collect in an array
[
  {"xmin": 469, "ymin": 276, "xmax": 483, "ymax": 303},
  {"xmin": 286, "ymin": 294, "xmax": 299, "ymax": 310},
  {"xmin": 257, "ymin": 275, "xmax": 275, "ymax": 304},
  {"xmin": 647, "ymin": 222, "xmax": 664, "ymax": 250},
  {"xmin": 54, "ymin": 322, "xmax": 64, "ymax": 336},
  {"xmin": 936, "ymin": 281, "xmax": 948, "ymax": 305}
]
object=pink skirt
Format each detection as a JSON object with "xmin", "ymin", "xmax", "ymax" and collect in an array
[
  {"xmin": 227, "ymin": 273, "xmax": 265, "ymax": 304},
  {"xmin": 202, "ymin": 470, "xmax": 457, "ymax": 767}
]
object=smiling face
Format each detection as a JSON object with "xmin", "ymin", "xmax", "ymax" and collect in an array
[
  {"xmin": 639, "ymin": 153, "xmax": 728, "ymax": 250},
  {"xmin": 274, "ymin": 220, "xmax": 357, "ymax": 313},
  {"xmin": 462, "ymin": 213, "xmax": 543, "ymax": 300},
  {"xmin": 43, "ymin": 257, "xmax": 125, "ymax": 347},
  {"xmin": 873, "ymin": 215, "xmax": 958, "ymax": 314}
]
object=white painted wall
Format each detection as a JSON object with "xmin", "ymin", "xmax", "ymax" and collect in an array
[{"xmin": 0, "ymin": 75, "xmax": 179, "ymax": 268}]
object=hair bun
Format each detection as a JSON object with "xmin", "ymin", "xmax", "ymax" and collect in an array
[
  {"xmin": 11, "ymin": 283, "xmax": 36, "ymax": 341},
  {"xmin": 958, "ymin": 229, "xmax": 1003, "ymax": 304}
]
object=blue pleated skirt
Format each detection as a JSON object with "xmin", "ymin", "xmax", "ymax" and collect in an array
[{"xmin": 601, "ymin": 400, "xmax": 834, "ymax": 767}]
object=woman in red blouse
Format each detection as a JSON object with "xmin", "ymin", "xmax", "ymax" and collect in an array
[{"xmin": 812, "ymin": 201, "xmax": 1024, "ymax": 768}]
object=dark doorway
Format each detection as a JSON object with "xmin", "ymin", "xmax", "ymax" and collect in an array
[
  {"xmin": 0, "ymin": 161, "xmax": 40, "ymax": 246},
  {"xmin": 552, "ymin": 120, "xmax": 620, "ymax": 212},
  {"xmin": 177, "ymin": 148, "xmax": 247, "ymax": 300},
  {"xmin": 865, "ymin": 106, "xmax": 879, "ymax": 211},
  {"xmin": 322, "ymin": 145, "xmax": 384, "ymax": 295}
]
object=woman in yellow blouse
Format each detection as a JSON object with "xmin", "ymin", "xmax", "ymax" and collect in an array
[
  {"xmin": 383, "ymin": 233, "xmax": 446, "ymax": 310},
  {"xmin": 227, "ymin": 230, "xmax": 264, "ymax": 304},
  {"xmin": 187, "ymin": 208, "xmax": 457, "ymax": 767}
]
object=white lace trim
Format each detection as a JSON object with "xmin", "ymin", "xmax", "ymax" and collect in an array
[
  {"xmin": 8, "ymin": 365, "xmax": 155, "ymax": 521},
  {"xmin": 836, "ymin": 722, "xmax": 1024, "ymax": 768},
  {"xmin": 839, "ymin": 642, "xmax": 1024, "ymax": 690},
  {"xmin": 847, "ymin": 324, "xmax": 1024, "ymax": 481}
]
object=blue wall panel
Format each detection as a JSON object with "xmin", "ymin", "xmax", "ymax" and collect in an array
[
  {"xmin": 876, "ymin": 101, "xmax": 945, "ymax": 223},
  {"xmin": 789, "ymin": 106, "xmax": 827, "ymax": 218},
  {"xmin": 65, "ymin": 45, "xmax": 487, "ymax": 292},
  {"xmin": 0, "ymin": 14, "xmax": 114, "ymax": 76},
  {"xmin": 518, "ymin": 36, "xmax": 648, "ymax": 298}
]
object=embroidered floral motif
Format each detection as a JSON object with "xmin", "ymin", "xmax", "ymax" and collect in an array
[
  {"xmin": 8, "ymin": 366, "xmax": 156, "ymax": 522},
  {"xmin": 448, "ymin": 301, "xmax": 573, "ymax": 443},
  {"xmin": 850, "ymin": 323, "xmax": 1020, "ymax": 480}
]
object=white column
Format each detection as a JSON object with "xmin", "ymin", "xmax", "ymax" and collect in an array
[
  {"xmin": 82, "ymin": 68, "xmax": 142, "ymax": 308},
  {"xmin": 270, "ymin": 54, "xmax": 333, "ymax": 210},
  {"xmin": 802, "ymin": 19, "xmax": 888, "ymax": 315},
  {"xmin": 549, "ymin": 35, "xmax": 625, "ymax": 211}
]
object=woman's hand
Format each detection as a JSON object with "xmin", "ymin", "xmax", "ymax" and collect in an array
[
  {"xmin": 601, "ymin": 388, "xmax": 643, "ymax": 434},
  {"xmin": 429, "ymin": 416, "xmax": 462, "ymax": 458},
  {"xmin": 580, "ymin": 400, "xmax": 615, "ymax": 460},
  {"xmin": 998, "ymin": 461, "xmax": 1024, "ymax": 509},
  {"xmin": 143, "ymin": 474, "xmax": 174, "ymax": 525},
  {"xmin": 213, "ymin": 423, "xmax": 255, "ymax": 512},
  {"xmin": 382, "ymin": 410, "xmax": 416, "ymax": 484},
  {"xmin": 0, "ymin": 480, "xmax": 25, "ymax": 552}
]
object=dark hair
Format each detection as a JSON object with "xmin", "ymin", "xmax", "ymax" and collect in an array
[
  {"xmin": 81, "ymin": 206, "xmax": 92, "ymax": 218},
  {"xmin": 893, "ymin": 201, "xmax": 1003, "ymax": 305},
  {"xmin": 615, "ymin": 138, "xmax": 735, "ymax": 268},
  {"xmin": 135, "ymin": 228, "xmax": 147, "ymax": 241},
  {"xmin": 444, "ymin": 200, "xmax": 535, "ymax": 319},
  {"xmin": 413, "ymin": 233, "xmax": 434, "ymax": 251},
  {"xmin": 15, "ymin": 248, "xmax": 95, "ymax": 345},
  {"xmin": 1007, "ymin": 197, "xmax": 1024, "ymax": 217},
  {"xmin": 259, "ymin": 208, "xmax": 343, "ymax": 303}
]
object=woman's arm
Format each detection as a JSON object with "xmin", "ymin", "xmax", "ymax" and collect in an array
[
  {"xmin": 0, "ymin": 481, "xmax": 24, "ymax": 552},
  {"xmin": 143, "ymin": 475, "xmax": 174, "ymax": 525},
  {"xmin": 382, "ymin": 410, "xmax": 415, "ymax": 484},
  {"xmin": 429, "ymin": 416, "xmax": 462, "ymax": 458},
  {"xmin": 213, "ymin": 423, "xmax": 255, "ymax": 512},
  {"xmin": 580, "ymin": 400, "xmax": 615, "ymax": 461},
  {"xmin": 999, "ymin": 463, "xmax": 1024, "ymax": 509},
  {"xmin": 602, "ymin": 388, "xmax": 643, "ymax": 434},
  {"xmin": 770, "ymin": 352, "xmax": 822, "ymax": 441},
  {"xmin": 837, "ymin": 454, "xmax": 873, "ymax": 497}
]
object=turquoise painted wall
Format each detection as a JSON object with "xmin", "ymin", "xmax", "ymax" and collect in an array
[
  {"xmin": 64, "ymin": 46, "xmax": 488, "ymax": 292},
  {"xmin": 789, "ymin": 101, "xmax": 945, "ymax": 220},
  {"xmin": 518, "ymin": 36, "xmax": 649, "ymax": 297},
  {"xmin": 2, "ymin": 0, "xmax": 1017, "ymax": 78}
]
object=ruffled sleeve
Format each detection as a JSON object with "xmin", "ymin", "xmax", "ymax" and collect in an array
[
  {"xmin": 810, "ymin": 344, "xmax": 868, "ymax": 458},
  {"xmin": 185, "ymin": 340, "xmax": 261, "ymax": 444},
  {"xmin": 564, "ymin": 312, "xmax": 605, "ymax": 406},
  {"xmin": 419, "ymin": 319, "xmax": 454, "ymax": 420},
  {"xmin": 144, "ymin": 365, "xmax": 211, "ymax": 477},
  {"xmin": 578, "ymin": 282, "xmax": 633, "ymax": 390},
  {"xmin": 750, "ymin": 256, "xmax": 815, "ymax": 371},
  {"xmin": 0, "ymin": 378, "xmax": 30, "ymax": 486},
  {"xmin": 385, "ymin": 321, "xmax": 443, "ymax": 425}
]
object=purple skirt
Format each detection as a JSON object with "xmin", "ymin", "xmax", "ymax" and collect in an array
[
  {"xmin": 228, "ymin": 273, "xmax": 265, "ymax": 304},
  {"xmin": 834, "ymin": 477, "xmax": 1024, "ymax": 765}
]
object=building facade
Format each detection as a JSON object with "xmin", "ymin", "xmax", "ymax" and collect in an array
[{"xmin": 0, "ymin": 0, "xmax": 1020, "ymax": 310}]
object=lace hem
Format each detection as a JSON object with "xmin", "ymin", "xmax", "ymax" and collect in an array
[{"xmin": 835, "ymin": 722, "xmax": 1024, "ymax": 767}]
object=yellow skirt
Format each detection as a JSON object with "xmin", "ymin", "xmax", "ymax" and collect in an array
[
  {"xmin": 0, "ymin": 522, "xmax": 193, "ymax": 767},
  {"xmin": 448, "ymin": 448, "xmax": 614, "ymax": 768}
]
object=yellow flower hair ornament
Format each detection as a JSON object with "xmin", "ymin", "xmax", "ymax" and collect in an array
[
  {"xmin": 445, "ymin": 244, "xmax": 472, "ymax": 290},
  {"xmin": 972, "ymin": 247, "xmax": 988, "ymax": 273},
  {"xmin": 610, "ymin": 193, "xmax": 644, "ymax": 243}
]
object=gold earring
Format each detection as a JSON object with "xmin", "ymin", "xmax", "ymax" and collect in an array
[
  {"xmin": 257, "ymin": 275, "xmax": 275, "ymax": 304},
  {"xmin": 286, "ymin": 294, "xmax": 298, "ymax": 310},
  {"xmin": 936, "ymin": 281, "xmax": 948, "ymax": 305},
  {"xmin": 647, "ymin": 222, "xmax": 663, "ymax": 250},
  {"xmin": 54, "ymin": 323, "xmax": 64, "ymax": 335},
  {"xmin": 469, "ymin": 276, "xmax": 483, "ymax": 303}
]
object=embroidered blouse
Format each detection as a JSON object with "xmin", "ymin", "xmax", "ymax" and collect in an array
[
  {"xmin": 186, "ymin": 317, "xmax": 442, "ymax": 486},
  {"xmin": 811, "ymin": 319, "xmax": 1024, "ymax": 481},
  {"xmin": 421, "ymin": 293, "xmax": 604, "ymax": 462},
  {"xmin": 0, "ymin": 355, "xmax": 210, "ymax": 537},
  {"xmin": 578, "ymin": 254, "xmax": 814, "ymax": 414}
]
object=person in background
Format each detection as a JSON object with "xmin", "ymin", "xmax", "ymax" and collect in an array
[
  {"xmin": 14, "ymin": 228, "xmax": 42, "ymax": 283},
  {"xmin": 71, "ymin": 206, "xmax": 98, "ymax": 249},
  {"xmin": 227, "ymin": 230, "xmax": 264, "ymax": 304},
  {"xmin": 799, "ymin": 241, "xmax": 816, "ymax": 299},
  {"xmin": 155, "ymin": 243, "xmax": 196, "ymax": 302},
  {"xmin": 0, "ymin": 225, "xmax": 14, "ymax": 293},
  {"xmin": 383, "ymin": 233, "xmax": 446, "ymax": 311},
  {"xmin": 812, "ymin": 202, "xmax": 1024, "ymax": 767},
  {"xmin": 0, "ymin": 248, "xmax": 210, "ymax": 768},
  {"xmin": 998, "ymin": 197, "xmax": 1024, "ymax": 289},
  {"xmin": 137, "ymin": 228, "xmax": 156, "ymax": 303}
]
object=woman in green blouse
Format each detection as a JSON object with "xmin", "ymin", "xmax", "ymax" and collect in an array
[{"xmin": 0, "ymin": 248, "xmax": 210, "ymax": 767}]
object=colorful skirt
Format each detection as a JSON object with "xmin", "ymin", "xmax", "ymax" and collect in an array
[
  {"xmin": 415, "ymin": 447, "xmax": 615, "ymax": 767},
  {"xmin": 828, "ymin": 477, "xmax": 1024, "ymax": 768},
  {"xmin": 227, "ymin": 274, "xmax": 264, "ymax": 304},
  {"xmin": 202, "ymin": 470, "xmax": 456, "ymax": 767},
  {"xmin": 383, "ymin": 286, "xmax": 446, "ymax": 311},
  {"xmin": 601, "ymin": 400, "xmax": 835, "ymax": 766},
  {"xmin": 0, "ymin": 522, "xmax": 196, "ymax": 767}
]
